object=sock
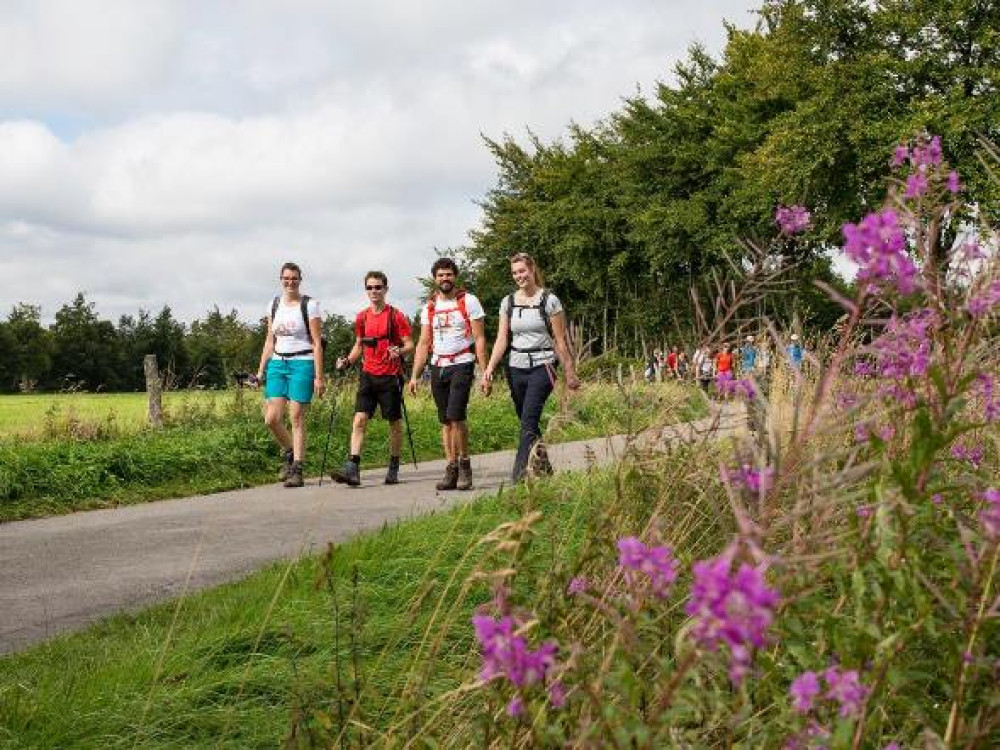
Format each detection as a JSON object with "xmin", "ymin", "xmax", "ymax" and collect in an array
[
  {"xmin": 350, "ymin": 454, "xmax": 361, "ymax": 465},
  {"xmin": 390, "ymin": 456, "xmax": 400, "ymax": 466}
]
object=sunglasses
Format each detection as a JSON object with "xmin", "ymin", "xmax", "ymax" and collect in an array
[{"xmin": 366, "ymin": 284, "xmax": 385, "ymax": 291}]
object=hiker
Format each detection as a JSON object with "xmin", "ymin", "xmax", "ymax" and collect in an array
[
  {"xmin": 645, "ymin": 349, "xmax": 660, "ymax": 382},
  {"xmin": 715, "ymin": 342, "xmax": 734, "ymax": 377},
  {"xmin": 481, "ymin": 252, "xmax": 580, "ymax": 483},
  {"xmin": 787, "ymin": 333, "xmax": 804, "ymax": 369},
  {"xmin": 676, "ymin": 349, "xmax": 689, "ymax": 379},
  {"xmin": 740, "ymin": 336, "xmax": 758, "ymax": 375},
  {"xmin": 332, "ymin": 271, "xmax": 414, "ymax": 487},
  {"xmin": 255, "ymin": 261, "xmax": 325, "ymax": 488},
  {"xmin": 693, "ymin": 345, "xmax": 714, "ymax": 392},
  {"xmin": 666, "ymin": 346, "xmax": 679, "ymax": 379},
  {"xmin": 408, "ymin": 258, "xmax": 487, "ymax": 490}
]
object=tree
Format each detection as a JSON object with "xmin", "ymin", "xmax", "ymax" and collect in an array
[{"xmin": 49, "ymin": 294, "xmax": 122, "ymax": 391}]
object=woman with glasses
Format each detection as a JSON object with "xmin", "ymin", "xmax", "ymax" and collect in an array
[
  {"xmin": 255, "ymin": 261, "xmax": 325, "ymax": 488},
  {"xmin": 481, "ymin": 253, "xmax": 580, "ymax": 482}
]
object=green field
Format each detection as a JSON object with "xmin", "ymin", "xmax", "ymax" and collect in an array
[{"xmin": 0, "ymin": 391, "xmax": 239, "ymax": 439}]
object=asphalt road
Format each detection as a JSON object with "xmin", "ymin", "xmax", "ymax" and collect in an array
[{"xmin": 0, "ymin": 404, "xmax": 744, "ymax": 655}]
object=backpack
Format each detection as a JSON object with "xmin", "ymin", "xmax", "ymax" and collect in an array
[
  {"xmin": 270, "ymin": 295, "xmax": 326, "ymax": 350},
  {"xmin": 426, "ymin": 290, "xmax": 473, "ymax": 361},
  {"xmin": 505, "ymin": 290, "xmax": 555, "ymax": 367}
]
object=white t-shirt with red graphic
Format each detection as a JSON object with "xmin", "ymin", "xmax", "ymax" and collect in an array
[
  {"xmin": 268, "ymin": 297, "xmax": 321, "ymax": 360},
  {"xmin": 420, "ymin": 292, "xmax": 485, "ymax": 367}
]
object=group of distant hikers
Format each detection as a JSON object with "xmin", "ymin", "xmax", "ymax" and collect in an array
[
  {"xmin": 253, "ymin": 255, "xmax": 580, "ymax": 489},
  {"xmin": 645, "ymin": 334, "xmax": 804, "ymax": 391}
]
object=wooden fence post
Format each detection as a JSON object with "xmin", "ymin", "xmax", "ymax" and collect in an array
[{"xmin": 144, "ymin": 354, "xmax": 163, "ymax": 428}]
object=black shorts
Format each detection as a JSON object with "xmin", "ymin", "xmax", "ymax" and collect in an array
[
  {"xmin": 431, "ymin": 362, "xmax": 475, "ymax": 424},
  {"xmin": 355, "ymin": 371, "xmax": 403, "ymax": 421}
]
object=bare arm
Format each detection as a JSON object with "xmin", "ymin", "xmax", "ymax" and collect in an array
[
  {"xmin": 483, "ymin": 314, "xmax": 510, "ymax": 380},
  {"xmin": 471, "ymin": 317, "xmax": 487, "ymax": 373},
  {"xmin": 309, "ymin": 316, "xmax": 325, "ymax": 397},
  {"xmin": 408, "ymin": 321, "xmax": 431, "ymax": 395},
  {"xmin": 256, "ymin": 317, "xmax": 275, "ymax": 382},
  {"xmin": 550, "ymin": 311, "xmax": 580, "ymax": 390}
]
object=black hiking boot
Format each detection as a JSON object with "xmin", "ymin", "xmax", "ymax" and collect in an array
[
  {"xmin": 277, "ymin": 449, "xmax": 294, "ymax": 481},
  {"xmin": 384, "ymin": 459, "xmax": 400, "ymax": 485},
  {"xmin": 283, "ymin": 461, "xmax": 304, "ymax": 488},
  {"xmin": 456, "ymin": 458, "xmax": 473, "ymax": 491},
  {"xmin": 332, "ymin": 460, "xmax": 361, "ymax": 487},
  {"xmin": 436, "ymin": 462, "xmax": 459, "ymax": 491}
]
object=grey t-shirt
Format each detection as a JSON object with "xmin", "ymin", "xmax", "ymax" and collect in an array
[{"xmin": 501, "ymin": 290, "xmax": 563, "ymax": 369}]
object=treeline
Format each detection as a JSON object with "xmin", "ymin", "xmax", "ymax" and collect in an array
[
  {"xmin": 461, "ymin": 0, "xmax": 1000, "ymax": 348},
  {"xmin": 0, "ymin": 294, "xmax": 356, "ymax": 393}
]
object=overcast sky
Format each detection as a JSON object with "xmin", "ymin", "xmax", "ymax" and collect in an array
[{"xmin": 0, "ymin": 0, "xmax": 759, "ymax": 324}]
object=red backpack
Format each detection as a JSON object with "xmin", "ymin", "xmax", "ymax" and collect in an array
[{"xmin": 426, "ymin": 290, "xmax": 473, "ymax": 361}]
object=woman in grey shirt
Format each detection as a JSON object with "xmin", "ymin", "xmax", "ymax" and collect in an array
[{"xmin": 482, "ymin": 253, "xmax": 580, "ymax": 481}]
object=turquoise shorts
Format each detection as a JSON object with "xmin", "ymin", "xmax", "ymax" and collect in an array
[{"xmin": 265, "ymin": 358, "xmax": 316, "ymax": 403}]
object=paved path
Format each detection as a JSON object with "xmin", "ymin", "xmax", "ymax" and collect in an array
[{"xmin": 0, "ymin": 404, "xmax": 744, "ymax": 655}]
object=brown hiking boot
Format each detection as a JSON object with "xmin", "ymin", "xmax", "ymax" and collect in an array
[
  {"xmin": 529, "ymin": 444, "xmax": 554, "ymax": 478},
  {"xmin": 283, "ymin": 462, "xmax": 304, "ymax": 488},
  {"xmin": 277, "ymin": 449, "xmax": 294, "ymax": 481},
  {"xmin": 436, "ymin": 461, "xmax": 459, "ymax": 491},
  {"xmin": 456, "ymin": 458, "xmax": 473, "ymax": 490}
]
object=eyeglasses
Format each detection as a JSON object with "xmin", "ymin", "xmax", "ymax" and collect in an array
[
  {"xmin": 365, "ymin": 285, "xmax": 385, "ymax": 291},
  {"xmin": 281, "ymin": 277, "xmax": 301, "ymax": 282}
]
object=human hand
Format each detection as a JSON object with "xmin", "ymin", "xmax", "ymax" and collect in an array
[
  {"xmin": 388, "ymin": 345, "xmax": 401, "ymax": 361},
  {"xmin": 314, "ymin": 377, "xmax": 325, "ymax": 398},
  {"xmin": 336, "ymin": 356, "xmax": 349, "ymax": 371},
  {"xmin": 566, "ymin": 373, "xmax": 581, "ymax": 391},
  {"xmin": 407, "ymin": 379, "xmax": 418, "ymax": 397}
]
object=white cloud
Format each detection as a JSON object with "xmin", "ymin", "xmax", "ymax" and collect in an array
[{"xmin": 0, "ymin": 0, "xmax": 758, "ymax": 323}]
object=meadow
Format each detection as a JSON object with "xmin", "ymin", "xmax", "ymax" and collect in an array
[{"xmin": 0, "ymin": 379, "xmax": 701, "ymax": 522}]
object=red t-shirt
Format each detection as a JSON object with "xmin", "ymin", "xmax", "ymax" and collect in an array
[
  {"xmin": 666, "ymin": 352, "xmax": 677, "ymax": 369},
  {"xmin": 356, "ymin": 306, "xmax": 411, "ymax": 376},
  {"xmin": 715, "ymin": 352, "xmax": 734, "ymax": 374}
]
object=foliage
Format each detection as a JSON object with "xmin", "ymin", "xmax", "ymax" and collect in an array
[{"xmin": 461, "ymin": 0, "xmax": 1000, "ymax": 351}]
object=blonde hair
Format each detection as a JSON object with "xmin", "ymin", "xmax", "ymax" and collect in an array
[{"xmin": 509, "ymin": 252, "xmax": 544, "ymax": 287}]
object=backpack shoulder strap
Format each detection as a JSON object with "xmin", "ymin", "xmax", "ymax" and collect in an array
[
  {"xmin": 426, "ymin": 297, "xmax": 436, "ymax": 353},
  {"xmin": 355, "ymin": 309, "xmax": 366, "ymax": 337},
  {"xmin": 455, "ymin": 290, "xmax": 472, "ymax": 336},
  {"xmin": 299, "ymin": 295, "xmax": 311, "ymax": 330},
  {"xmin": 538, "ymin": 290, "xmax": 553, "ymax": 339},
  {"xmin": 386, "ymin": 305, "xmax": 396, "ymax": 344},
  {"xmin": 270, "ymin": 296, "xmax": 280, "ymax": 321},
  {"xmin": 504, "ymin": 293, "xmax": 515, "ymax": 323}
]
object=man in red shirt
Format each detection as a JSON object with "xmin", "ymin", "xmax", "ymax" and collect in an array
[
  {"xmin": 333, "ymin": 271, "xmax": 414, "ymax": 486},
  {"xmin": 715, "ymin": 342, "xmax": 734, "ymax": 377}
]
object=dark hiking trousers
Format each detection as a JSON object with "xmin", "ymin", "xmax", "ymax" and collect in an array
[{"xmin": 508, "ymin": 364, "xmax": 555, "ymax": 482}]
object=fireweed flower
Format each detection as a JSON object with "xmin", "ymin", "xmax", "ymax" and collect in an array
[
  {"xmin": 911, "ymin": 135, "xmax": 943, "ymax": 168},
  {"xmin": 978, "ymin": 374, "xmax": 999, "ymax": 422},
  {"xmin": 890, "ymin": 144, "xmax": 909, "ymax": 168},
  {"xmin": 567, "ymin": 576, "xmax": 588, "ymax": 596},
  {"xmin": 950, "ymin": 441, "xmax": 984, "ymax": 468},
  {"xmin": 823, "ymin": 666, "xmax": 870, "ymax": 718},
  {"xmin": 979, "ymin": 489, "xmax": 1000, "ymax": 540},
  {"xmin": 686, "ymin": 551, "xmax": 780, "ymax": 684},
  {"xmin": 947, "ymin": 170, "xmax": 962, "ymax": 194},
  {"xmin": 870, "ymin": 309, "xmax": 935, "ymax": 381},
  {"xmin": 473, "ymin": 614, "xmax": 558, "ymax": 690},
  {"xmin": 776, "ymin": 205, "xmax": 812, "ymax": 235},
  {"xmin": 966, "ymin": 281, "xmax": 1000, "ymax": 319},
  {"xmin": 842, "ymin": 210, "xmax": 918, "ymax": 294},
  {"xmin": 617, "ymin": 537, "xmax": 679, "ymax": 599},
  {"xmin": 904, "ymin": 171, "xmax": 928, "ymax": 199},
  {"xmin": 716, "ymin": 372, "xmax": 757, "ymax": 400},
  {"xmin": 789, "ymin": 671, "xmax": 821, "ymax": 713},
  {"xmin": 726, "ymin": 464, "xmax": 775, "ymax": 494}
]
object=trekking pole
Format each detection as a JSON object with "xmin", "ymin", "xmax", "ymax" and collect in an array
[
  {"xmin": 318, "ymin": 367, "xmax": 341, "ymax": 487},
  {"xmin": 398, "ymin": 369, "xmax": 419, "ymax": 470}
]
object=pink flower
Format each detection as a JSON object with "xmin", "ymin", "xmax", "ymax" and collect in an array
[
  {"xmin": 842, "ymin": 210, "xmax": 918, "ymax": 295},
  {"xmin": 547, "ymin": 680, "xmax": 567, "ymax": 708},
  {"xmin": 979, "ymin": 489, "xmax": 1000, "ymax": 540},
  {"xmin": 473, "ymin": 614, "xmax": 558, "ymax": 688},
  {"xmin": 904, "ymin": 172, "xmax": 928, "ymax": 199},
  {"xmin": 966, "ymin": 281, "xmax": 1000, "ymax": 319},
  {"xmin": 890, "ymin": 144, "xmax": 910, "ymax": 168},
  {"xmin": 947, "ymin": 171, "xmax": 962, "ymax": 194},
  {"xmin": 951, "ymin": 441, "xmax": 984, "ymax": 468},
  {"xmin": 686, "ymin": 551, "xmax": 780, "ymax": 684},
  {"xmin": 776, "ymin": 205, "xmax": 812, "ymax": 235},
  {"xmin": 567, "ymin": 576, "xmax": 588, "ymax": 596},
  {"xmin": 617, "ymin": 537, "xmax": 679, "ymax": 599},
  {"xmin": 824, "ymin": 666, "xmax": 870, "ymax": 718},
  {"xmin": 790, "ymin": 671, "xmax": 821, "ymax": 713}
]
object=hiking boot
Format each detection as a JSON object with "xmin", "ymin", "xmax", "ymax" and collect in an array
[
  {"xmin": 332, "ymin": 460, "xmax": 361, "ymax": 487},
  {"xmin": 384, "ymin": 459, "xmax": 400, "ymax": 485},
  {"xmin": 277, "ymin": 449, "xmax": 294, "ymax": 481},
  {"xmin": 436, "ymin": 462, "xmax": 459, "ymax": 491},
  {"xmin": 530, "ymin": 445, "xmax": 554, "ymax": 477},
  {"xmin": 456, "ymin": 458, "xmax": 473, "ymax": 490},
  {"xmin": 283, "ymin": 461, "xmax": 304, "ymax": 488}
]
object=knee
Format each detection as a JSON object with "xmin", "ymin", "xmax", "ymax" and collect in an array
[
  {"xmin": 264, "ymin": 409, "xmax": 282, "ymax": 429},
  {"xmin": 289, "ymin": 409, "xmax": 306, "ymax": 429},
  {"xmin": 353, "ymin": 413, "xmax": 368, "ymax": 430}
]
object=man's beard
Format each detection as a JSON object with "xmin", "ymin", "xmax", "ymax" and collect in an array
[{"xmin": 437, "ymin": 280, "xmax": 454, "ymax": 294}]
